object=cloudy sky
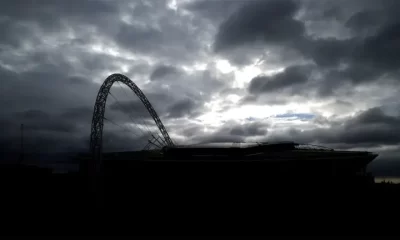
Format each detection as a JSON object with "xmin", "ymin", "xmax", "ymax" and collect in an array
[{"xmin": 1, "ymin": 0, "xmax": 400, "ymax": 171}]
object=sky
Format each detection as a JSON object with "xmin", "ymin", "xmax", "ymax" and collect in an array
[{"xmin": 1, "ymin": 0, "xmax": 400, "ymax": 172}]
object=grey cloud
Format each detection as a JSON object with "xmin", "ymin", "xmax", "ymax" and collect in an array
[
  {"xmin": 312, "ymin": 100, "xmax": 354, "ymax": 120},
  {"xmin": 0, "ymin": 0, "xmax": 208, "ymax": 67},
  {"xmin": 214, "ymin": 0, "xmax": 304, "ymax": 52},
  {"xmin": 167, "ymin": 98, "xmax": 202, "ymax": 119},
  {"xmin": 230, "ymin": 123, "xmax": 268, "ymax": 136},
  {"xmin": 116, "ymin": 23, "xmax": 164, "ymax": 52},
  {"xmin": 188, "ymin": 121, "xmax": 269, "ymax": 144},
  {"xmin": 150, "ymin": 65, "xmax": 180, "ymax": 81},
  {"xmin": 102, "ymin": 130, "xmax": 149, "ymax": 152},
  {"xmin": 108, "ymin": 65, "xmax": 228, "ymax": 123},
  {"xmin": 239, "ymin": 94, "xmax": 289, "ymax": 106},
  {"xmin": 192, "ymin": 134, "xmax": 246, "ymax": 144},
  {"xmin": 0, "ymin": 0, "xmax": 118, "ymax": 29},
  {"xmin": 266, "ymin": 107, "xmax": 400, "ymax": 147},
  {"xmin": 0, "ymin": 0, "xmax": 118, "ymax": 50},
  {"xmin": 239, "ymin": 95, "xmax": 259, "ymax": 105},
  {"xmin": 60, "ymin": 107, "xmax": 93, "ymax": 122},
  {"xmin": 165, "ymin": 119, "xmax": 205, "ymax": 141},
  {"xmin": 0, "ymin": 19, "xmax": 39, "ymax": 48},
  {"xmin": 0, "ymin": 65, "xmax": 97, "ymax": 114},
  {"xmin": 68, "ymin": 76, "xmax": 92, "ymax": 85},
  {"xmin": 113, "ymin": 1, "xmax": 208, "ymax": 65},
  {"xmin": 109, "ymin": 99, "xmax": 153, "ymax": 120},
  {"xmin": 178, "ymin": 106, "xmax": 400, "ymax": 154},
  {"xmin": 143, "ymin": 66, "xmax": 231, "ymax": 116},
  {"xmin": 180, "ymin": 125, "xmax": 204, "ymax": 138},
  {"xmin": 183, "ymin": 0, "xmax": 244, "ymax": 23}
]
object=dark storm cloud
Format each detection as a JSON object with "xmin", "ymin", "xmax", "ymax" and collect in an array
[
  {"xmin": 186, "ymin": 0, "xmax": 306, "ymax": 66},
  {"xmin": 302, "ymin": 17, "xmax": 400, "ymax": 94},
  {"xmin": 0, "ymin": 108, "xmax": 89, "ymax": 153},
  {"xmin": 347, "ymin": 107, "xmax": 400, "ymax": 126},
  {"xmin": 300, "ymin": 38, "xmax": 355, "ymax": 68},
  {"xmin": 248, "ymin": 65, "xmax": 312, "ymax": 94},
  {"xmin": 345, "ymin": 9, "xmax": 384, "ymax": 35},
  {"xmin": 214, "ymin": 0, "xmax": 400, "ymax": 101},
  {"xmin": 242, "ymin": 64, "xmax": 320, "ymax": 106},
  {"xmin": 14, "ymin": 110, "xmax": 77, "ymax": 133},
  {"xmin": 298, "ymin": 21, "xmax": 400, "ymax": 87},
  {"xmin": 0, "ymin": 64, "xmax": 98, "ymax": 114},
  {"xmin": 354, "ymin": 22, "xmax": 400, "ymax": 71},
  {"xmin": 0, "ymin": 59, "xmax": 101, "ymax": 153},
  {"xmin": 303, "ymin": 1, "xmax": 400, "ymax": 83}
]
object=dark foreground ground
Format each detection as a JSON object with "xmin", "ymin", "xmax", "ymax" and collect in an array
[{"xmin": 1, "ymin": 162, "xmax": 400, "ymax": 236}]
